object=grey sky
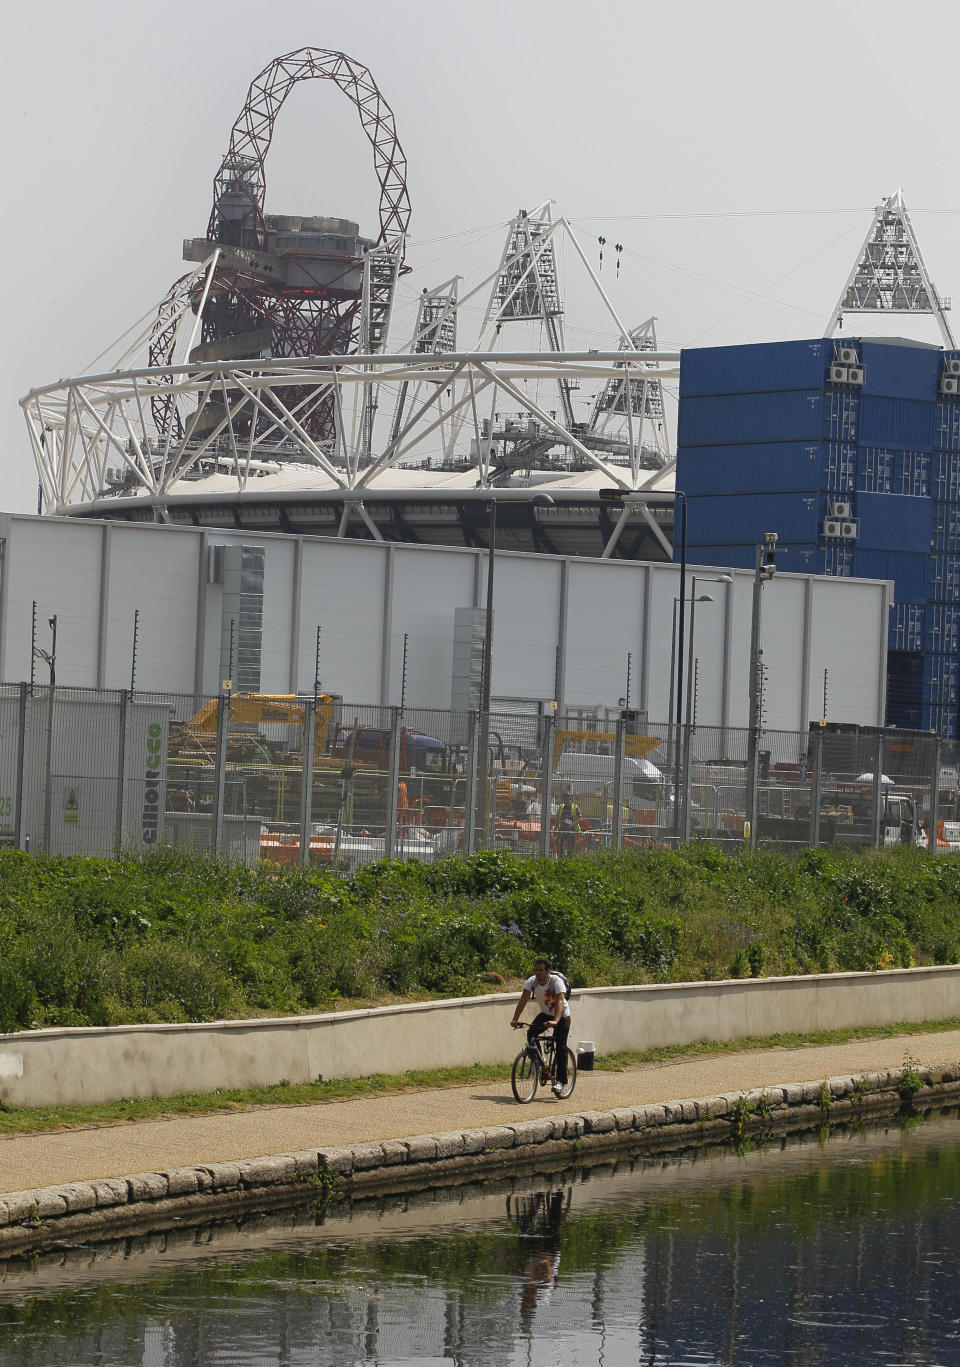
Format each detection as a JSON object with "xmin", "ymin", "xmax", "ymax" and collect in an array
[{"xmin": 5, "ymin": 0, "xmax": 960, "ymax": 513}]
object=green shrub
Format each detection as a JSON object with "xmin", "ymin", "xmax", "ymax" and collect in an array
[{"xmin": 1, "ymin": 844, "xmax": 959, "ymax": 1031}]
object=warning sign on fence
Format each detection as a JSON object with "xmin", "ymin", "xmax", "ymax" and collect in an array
[{"xmin": 64, "ymin": 790, "xmax": 79, "ymax": 825}]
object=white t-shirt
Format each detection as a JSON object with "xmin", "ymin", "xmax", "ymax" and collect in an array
[{"xmin": 524, "ymin": 972, "xmax": 570, "ymax": 1019}]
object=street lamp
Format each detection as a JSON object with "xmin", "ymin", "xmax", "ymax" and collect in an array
[
  {"xmin": 476, "ymin": 492, "xmax": 555, "ymax": 844},
  {"xmin": 669, "ymin": 591, "xmax": 712, "ymax": 839},
  {"xmin": 668, "ymin": 594, "xmax": 712, "ymax": 740},
  {"xmin": 37, "ymin": 615, "xmax": 58, "ymax": 853},
  {"xmin": 745, "ymin": 533, "xmax": 783, "ymax": 847},
  {"xmin": 681, "ymin": 574, "xmax": 731, "ymax": 839}
]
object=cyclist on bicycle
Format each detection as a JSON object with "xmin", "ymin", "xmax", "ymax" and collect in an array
[{"xmin": 510, "ymin": 957, "xmax": 571, "ymax": 1097}]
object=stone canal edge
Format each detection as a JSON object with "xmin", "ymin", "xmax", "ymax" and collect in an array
[{"xmin": 2, "ymin": 1064, "xmax": 958, "ymax": 1256}]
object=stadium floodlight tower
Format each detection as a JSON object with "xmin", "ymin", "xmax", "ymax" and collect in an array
[{"xmin": 825, "ymin": 188, "xmax": 955, "ymax": 347}]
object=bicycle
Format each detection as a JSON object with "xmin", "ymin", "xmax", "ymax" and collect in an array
[{"xmin": 511, "ymin": 1023, "xmax": 577, "ymax": 1104}]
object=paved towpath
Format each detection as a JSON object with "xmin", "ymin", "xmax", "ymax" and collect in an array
[{"xmin": 3, "ymin": 1030, "xmax": 960, "ymax": 1197}]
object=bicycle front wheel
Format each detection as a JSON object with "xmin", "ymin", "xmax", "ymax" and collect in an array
[
  {"xmin": 511, "ymin": 1048, "xmax": 540, "ymax": 1103},
  {"xmin": 557, "ymin": 1048, "xmax": 577, "ymax": 1099}
]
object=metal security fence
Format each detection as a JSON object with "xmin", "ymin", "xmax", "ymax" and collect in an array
[{"xmin": 0, "ymin": 684, "xmax": 949, "ymax": 868}]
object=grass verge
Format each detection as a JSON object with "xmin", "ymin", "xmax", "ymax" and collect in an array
[{"xmin": 3, "ymin": 1016, "xmax": 959, "ymax": 1140}]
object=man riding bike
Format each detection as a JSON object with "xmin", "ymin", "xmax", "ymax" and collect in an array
[{"xmin": 510, "ymin": 956, "xmax": 571, "ymax": 1097}]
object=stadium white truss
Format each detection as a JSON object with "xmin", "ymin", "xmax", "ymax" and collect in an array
[{"xmin": 21, "ymin": 206, "xmax": 680, "ymax": 516}]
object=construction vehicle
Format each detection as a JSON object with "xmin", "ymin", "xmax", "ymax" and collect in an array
[
  {"xmin": 552, "ymin": 728, "xmax": 669, "ymax": 826},
  {"xmin": 328, "ymin": 724, "xmax": 449, "ymax": 774},
  {"xmin": 552, "ymin": 727, "xmax": 661, "ymax": 770},
  {"xmin": 758, "ymin": 784, "xmax": 924, "ymax": 849},
  {"xmin": 175, "ymin": 693, "xmax": 338, "ymax": 761},
  {"xmin": 166, "ymin": 693, "xmax": 340, "ymax": 827}
]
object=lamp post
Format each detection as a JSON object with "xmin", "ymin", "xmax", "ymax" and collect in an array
[
  {"xmin": 36, "ymin": 616, "xmax": 57, "ymax": 853},
  {"xmin": 596, "ymin": 487, "xmax": 687, "ymax": 837},
  {"xmin": 476, "ymin": 492, "xmax": 555, "ymax": 845},
  {"xmin": 745, "ymin": 533, "xmax": 782, "ymax": 848},
  {"xmin": 668, "ymin": 591, "xmax": 712, "ymax": 785},
  {"xmin": 681, "ymin": 573, "xmax": 731, "ymax": 839}
]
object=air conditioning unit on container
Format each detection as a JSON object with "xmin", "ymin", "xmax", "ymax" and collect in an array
[
  {"xmin": 947, "ymin": 358, "xmax": 960, "ymax": 376},
  {"xmin": 840, "ymin": 520, "xmax": 859, "ymax": 538},
  {"xmin": 829, "ymin": 500, "xmax": 852, "ymax": 518},
  {"xmin": 941, "ymin": 377, "xmax": 960, "ymax": 396},
  {"xmin": 823, "ymin": 519, "xmax": 842, "ymax": 538},
  {"xmin": 829, "ymin": 365, "xmax": 849, "ymax": 384},
  {"xmin": 837, "ymin": 347, "xmax": 858, "ymax": 365},
  {"xmin": 847, "ymin": 366, "xmax": 864, "ymax": 385}
]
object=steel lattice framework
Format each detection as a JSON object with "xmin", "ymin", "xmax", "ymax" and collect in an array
[
  {"xmin": 825, "ymin": 188, "xmax": 955, "ymax": 347},
  {"xmin": 148, "ymin": 49, "xmax": 412, "ymax": 440},
  {"xmin": 23, "ymin": 198, "xmax": 681, "ymax": 541},
  {"xmin": 23, "ymin": 349, "xmax": 680, "ymax": 517}
]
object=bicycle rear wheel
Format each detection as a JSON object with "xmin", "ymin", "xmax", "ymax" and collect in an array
[
  {"xmin": 511, "ymin": 1048, "xmax": 540, "ymax": 1103},
  {"xmin": 557, "ymin": 1048, "xmax": 577, "ymax": 1099}
]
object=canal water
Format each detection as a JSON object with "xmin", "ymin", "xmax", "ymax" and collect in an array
[{"xmin": 3, "ymin": 1111, "xmax": 960, "ymax": 1365}]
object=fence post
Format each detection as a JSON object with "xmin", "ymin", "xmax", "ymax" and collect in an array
[
  {"xmin": 210, "ymin": 691, "xmax": 230, "ymax": 857},
  {"xmin": 539, "ymin": 713, "xmax": 555, "ymax": 858},
  {"xmin": 13, "ymin": 682, "xmax": 28, "ymax": 851},
  {"xmin": 40, "ymin": 684, "xmax": 56, "ymax": 854},
  {"xmin": 299, "ymin": 698, "xmax": 316, "ymax": 869},
  {"xmin": 462, "ymin": 710, "xmax": 478, "ymax": 856},
  {"xmin": 871, "ymin": 733, "xmax": 885, "ymax": 850},
  {"xmin": 385, "ymin": 706, "xmax": 401, "ymax": 859},
  {"xmin": 612, "ymin": 716, "xmax": 625, "ymax": 851},
  {"xmin": 681, "ymin": 715, "xmax": 695, "ymax": 843},
  {"xmin": 929, "ymin": 734, "xmax": 942, "ymax": 854},
  {"xmin": 808, "ymin": 724, "xmax": 823, "ymax": 849},
  {"xmin": 114, "ymin": 689, "xmax": 129, "ymax": 852}
]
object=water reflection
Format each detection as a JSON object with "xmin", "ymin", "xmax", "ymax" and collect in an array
[
  {"xmin": 3, "ymin": 1112, "xmax": 960, "ymax": 1365},
  {"xmin": 506, "ymin": 1188, "xmax": 569, "ymax": 1323}
]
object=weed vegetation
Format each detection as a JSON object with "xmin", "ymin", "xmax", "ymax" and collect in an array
[{"xmin": 1, "ymin": 843, "xmax": 959, "ymax": 1032}]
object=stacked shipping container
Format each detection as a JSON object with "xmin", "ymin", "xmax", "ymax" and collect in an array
[{"xmin": 676, "ymin": 337, "xmax": 960, "ymax": 739}]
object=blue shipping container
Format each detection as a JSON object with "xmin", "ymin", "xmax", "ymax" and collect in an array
[
  {"xmin": 889, "ymin": 602, "xmax": 926, "ymax": 653},
  {"xmin": 824, "ymin": 442, "xmax": 857, "ymax": 494},
  {"xmin": 932, "ymin": 501, "xmax": 960, "ymax": 554},
  {"xmin": 679, "ymin": 339, "xmax": 833, "ymax": 399},
  {"xmin": 858, "ymin": 395, "xmax": 934, "ymax": 451},
  {"xmin": 855, "ymin": 491, "xmax": 931, "ymax": 554},
  {"xmin": 923, "ymin": 655, "xmax": 960, "ymax": 707},
  {"xmin": 926, "ymin": 703, "xmax": 958, "ymax": 742},
  {"xmin": 859, "ymin": 340, "xmax": 940, "ymax": 402},
  {"xmin": 823, "ymin": 388, "xmax": 861, "ymax": 445},
  {"xmin": 929, "ymin": 553, "xmax": 960, "ymax": 600},
  {"xmin": 679, "ymin": 545, "xmax": 755, "ymax": 571},
  {"xmin": 892, "ymin": 450, "xmax": 930, "ymax": 498},
  {"xmin": 854, "ymin": 549, "xmax": 928, "ymax": 600},
  {"xmin": 887, "ymin": 651, "xmax": 924, "ymax": 729},
  {"xmin": 678, "ymin": 391, "xmax": 826, "ymax": 448},
  {"xmin": 685, "ymin": 493, "xmax": 820, "ymax": 546},
  {"xmin": 674, "ymin": 441, "xmax": 825, "ymax": 496},
  {"xmin": 934, "ymin": 400, "xmax": 960, "ymax": 453},
  {"xmin": 932, "ymin": 451, "xmax": 960, "ymax": 502},
  {"xmin": 926, "ymin": 602, "xmax": 960, "ymax": 654},
  {"xmin": 857, "ymin": 447, "xmax": 895, "ymax": 494}
]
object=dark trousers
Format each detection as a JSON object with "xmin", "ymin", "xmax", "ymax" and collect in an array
[{"xmin": 527, "ymin": 1012, "xmax": 570, "ymax": 1085}]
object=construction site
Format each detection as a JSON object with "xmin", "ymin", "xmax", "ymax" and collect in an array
[{"xmin": 8, "ymin": 46, "xmax": 960, "ymax": 865}]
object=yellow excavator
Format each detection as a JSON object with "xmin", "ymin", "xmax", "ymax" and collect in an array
[{"xmin": 177, "ymin": 693, "xmax": 337, "ymax": 761}]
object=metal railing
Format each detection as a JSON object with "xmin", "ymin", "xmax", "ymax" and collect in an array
[{"xmin": 0, "ymin": 683, "xmax": 947, "ymax": 868}]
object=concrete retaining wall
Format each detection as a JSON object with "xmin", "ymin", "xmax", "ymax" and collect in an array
[{"xmin": 1, "ymin": 965, "xmax": 958, "ymax": 1110}]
